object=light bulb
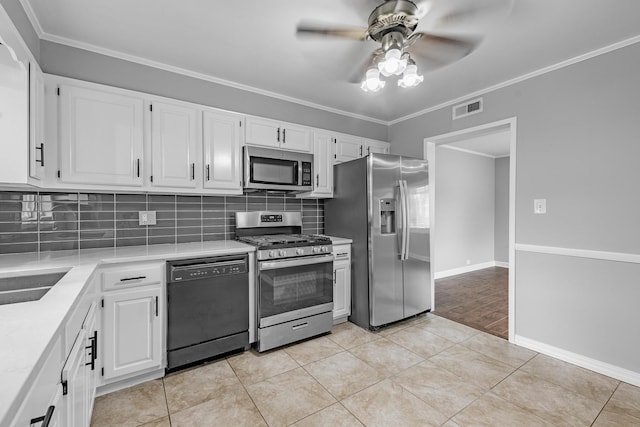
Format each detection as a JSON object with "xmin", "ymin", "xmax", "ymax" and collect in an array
[
  {"xmin": 398, "ymin": 64, "xmax": 424, "ymax": 88},
  {"xmin": 378, "ymin": 48, "xmax": 407, "ymax": 77},
  {"xmin": 361, "ymin": 68, "xmax": 385, "ymax": 92}
]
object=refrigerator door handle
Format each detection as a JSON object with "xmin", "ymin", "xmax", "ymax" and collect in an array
[
  {"xmin": 398, "ymin": 181, "xmax": 408, "ymax": 260},
  {"xmin": 402, "ymin": 180, "xmax": 411, "ymax": 261}
]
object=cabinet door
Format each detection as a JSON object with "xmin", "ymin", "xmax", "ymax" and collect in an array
[
  {"xmin": 103, "ymin": 287, "xmax": 162, "ymax": 379},
  {"xmin": 29, "ymin": 61, "xmax": 45, "ymax": 180},
  {"xmin": 365, "ymin": 139, "xmax": 390, "ymax": 155},
  {"xmin": 245, "ymin": 116, "xmax": 279, "ymax": 148},
  {"xmin": 333, "ymin": 260, "xmax": 350, "ymax": 321},
  {"xmin": 334, "ymin": 135, "xmax": 364, "ymax": 163},
  {"xmin": 58, "ymin": 84, "xmax": 144, "ymax": 186},
  {"xmin": 313, "ymin": 132, "xmax": 333, "ymax": 195},
  {"xmin": 281, "ymin": 123, "xmax": 312, "ymax": 153},
  {"xmin": 150, "ymin": 101, "xmax": 199, "ymax": 188},
  {"xmin": 203, "ymin": 110, "xmax": 242, "ymax": 191},
  {"xmin": 61, "ymin": 329, "xmax": 88, "ymax": 427},
  {"xmin": 82, "ymin": 302, "xmax": 99, "ymax": 423}
]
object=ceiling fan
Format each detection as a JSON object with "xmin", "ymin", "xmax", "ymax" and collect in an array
[{"xmin": 297, "ymin": 0, "xmax": 508, "ymax": 92}]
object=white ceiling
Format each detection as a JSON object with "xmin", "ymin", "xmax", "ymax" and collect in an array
[
  {"xmin": 444, "ymin": 128, "xmax": 510, "ymax": 158},
  {"xmin": 21, "ymin": 0, "xmax": 640, "ymax": 124}
]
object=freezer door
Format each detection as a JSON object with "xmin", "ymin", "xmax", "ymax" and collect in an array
[
  {"xmin": 370, "ymin": 154, "xmax": 404, "ymax": 326},
  {"xmin": 401, "ymin": 157, "xmax": 431, "ymax": 316}
]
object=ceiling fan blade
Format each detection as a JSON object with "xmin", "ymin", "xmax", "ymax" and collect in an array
[
  {"xmin": 407, "ymin": 32, "xmax": 482, "ymax": 68},
  {"xmin": 436, "ymin": 0, "xmax": 513, "ymax": 27},
  {"xmin": 347, "ymin": 49, "xmax": 383, "ymax": 83},
  {"xmin": 296, "ymin": 22, "xmax": 369, "ymax": 41}
]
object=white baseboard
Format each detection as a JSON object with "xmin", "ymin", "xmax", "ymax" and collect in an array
[
  {"xmin": 515, "ymin": 335, "xmax": 640, "ymax": 387},
  {"xmin": 435, "ymin": 260, "xmax": 508, "ymax": 279}
]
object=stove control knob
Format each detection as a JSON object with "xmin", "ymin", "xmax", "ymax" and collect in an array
[
  {"xmin": 313, "ymin": 247, "xmax": 320, "ymax": 254},
  {"xmin": 321, "ymin": 246, "xmax": 328, "ymax": 253},
  {"xmin": 279, "ymin": 250, "xmax": 286, "ymax": 257},
  {"xmin": 268, "ymin": 250, "xmax": 275, "ymax": 258},
  {"xmin": 296, "ymin": 248, "xmax": 304, "ymax": 255}
]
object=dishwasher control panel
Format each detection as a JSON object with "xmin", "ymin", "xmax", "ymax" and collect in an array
[{"xmin": 169, "ymin": 256, "xmax": 248, "ymax": 282}]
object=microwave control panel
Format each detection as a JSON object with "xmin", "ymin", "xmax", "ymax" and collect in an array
[{"xmin": 302, "ymin": 162, "xmax": 312, "ymax": 186}]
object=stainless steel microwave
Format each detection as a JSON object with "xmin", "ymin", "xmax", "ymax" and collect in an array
[{"xmin": 243, "ymin": 146, "xmax": 313, "ymax": 192}]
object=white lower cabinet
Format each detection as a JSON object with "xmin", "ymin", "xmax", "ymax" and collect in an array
[
  {"xmin": 10, "ymin": 336, "xmax": 63, "ymax": 427},
  {"xmin": 102, "ymin": 285, "xmax": 163, "ymax": 380},
  {"xmin": 332, "ymin": 244, "xmax": 351, "ymax": 324},
  {"xmin": 61, "ymin": 301, "xmax": 98, "ymax": 427},
  {"xmin": 61, "ymin": 329, "xmax": 88, "ymax": 427}
]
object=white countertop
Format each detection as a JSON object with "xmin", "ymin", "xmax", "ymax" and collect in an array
[
  {"xmin": 322, "ymin": 235, "xmax": 353, "ymax": 245},
  {"xmin": 0, "ymin": 241, "xmax": 255, "ymax": 426}
]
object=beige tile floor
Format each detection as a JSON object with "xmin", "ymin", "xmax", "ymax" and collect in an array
[{"xmin": 90, "ymin": 314, "xmax": 640, "ymax": 427}]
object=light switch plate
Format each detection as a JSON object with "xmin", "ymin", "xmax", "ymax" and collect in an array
[
  {"xmin": 138, "ymin": 211, "xmax": 157, "ymax": 225},
  {"xmin": 534, "ymin": 199, "xmax": 546, "ymax": 214}
]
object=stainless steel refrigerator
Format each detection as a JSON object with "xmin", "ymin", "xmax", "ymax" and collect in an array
[{"xmin": 326, "ymin": 153, "xmax": 431, "ymax": 329}]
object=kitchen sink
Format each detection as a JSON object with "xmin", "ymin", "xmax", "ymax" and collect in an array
[{"xmin": 0, "ymin": 271, "xmax": 68, "ymax": 305}]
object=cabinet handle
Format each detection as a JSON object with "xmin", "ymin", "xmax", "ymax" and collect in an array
[
  {"xmin": 206, "ymin": 164, "xmax": 211, "ymax": 181},
  {"xmin": 30, "ymin": 405, "xmax": 55, "ymax": 427},
  {"xmin": 36, "ymin": 143, "xmax": 44, "ymax": 166},
  {"xmin": 359, "ymin": 145, "xmax": 363, "ymax": 156},
  {"xmin": 120, "ymin": 276, "xmax": 146, "ymax": 282},
  {"xmin": 191, "ymin": 163, "xmax": 195, "ymax": 180},
  {"xmin": 367, "ymin": 146, "xmax": 371, "ymax": 155},
  {"xmin": 316, "ymin": 174, "xmax": 319, "ymax": 187},
  {"xmin": 85, "ymin": 330, "xmax": 97, "ymax": 370},
  {"xmin": 277, "ymin": 127, "xmax": 280, "ymax": 142},
  {"xmin": 136, "ymin": 158, "xmax": 141, "ymax": 178},
  {"xmin": 333, "ymin": 271, "xmax": 336, "ymax": 284},
  {"xmin": 155, "ymin": 296, "xmax": 159, "ymax": 317},
  {"xmin": 282, "ymin": 128, "xmax": 286, "ymax": 143}
]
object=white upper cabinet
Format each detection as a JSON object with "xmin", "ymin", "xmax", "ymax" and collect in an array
[
  {"xmin": 0, "ymin": 17, "xmax": 45, "ymax": 187},
  {"xmin": 150, "ymin": 101, "xmax": 199, "ymax": 188},
  {"xmin": 58, "ymin": 84, "xmax": 144, "ymax": 186},
  {"xmin": 29, "ymin": 62, "xmax": 46, "ymax": 180},
  {"xmin": 245, "ymin": 116, "xmax": 312, "ymax": 153},
  {"xmin": 364, "ymin": 138, "xmax": 390, "ymax": 155},
  {"xmin": 334, "ymin": 134, "xmax": 364, "ymax": 163},
  {"xmin": 299, "ymin": 131, "xmax": 333, "ymax": 198},
  {"xmin": 203, "ymin": 109, "xmax": 243, "ymax": 193}
]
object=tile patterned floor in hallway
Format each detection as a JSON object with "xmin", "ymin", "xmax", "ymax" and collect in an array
[
  {"xmin": 90, "ymin": 315, "xmax": 640, "ymax": 427},
  {"xmin": 434, "ymin": 267, "xmax": 509, "ymax": 339}
]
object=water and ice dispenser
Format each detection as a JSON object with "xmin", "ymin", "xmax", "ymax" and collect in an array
[{"xmin": 379, "ymin": 198, "xmax": 396, "ymax": 234}]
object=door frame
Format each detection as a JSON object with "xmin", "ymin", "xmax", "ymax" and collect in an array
[{"xmin": 424, "ymin": 117, "xmax": 517, "ymax": 342}]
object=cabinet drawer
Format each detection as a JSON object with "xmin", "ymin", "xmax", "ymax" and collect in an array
[
  {"xmin": 333, "ymin": 244, "xmax": 351, "ymax": 261},
  {"xmin": 101, "ymin": 263, "xmax": 163, "ymax": 291}
]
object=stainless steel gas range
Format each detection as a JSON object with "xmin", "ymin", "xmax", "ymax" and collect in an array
[{"xmin": 236, "ymin": 211, "xmax": 333, "ymax": 352}]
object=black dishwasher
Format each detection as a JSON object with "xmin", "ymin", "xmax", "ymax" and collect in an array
[{"xmin": 166, "ymin": 254, "xmax": 249, "ymax": 371}]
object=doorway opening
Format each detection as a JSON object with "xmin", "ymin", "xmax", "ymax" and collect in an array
[{"xmin": 425, "ymin": 118, "xmax": 516, "ymax": 342}]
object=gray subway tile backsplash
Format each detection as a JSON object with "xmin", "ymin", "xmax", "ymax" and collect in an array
[{"xmin": 0, "ymin": 191, "xmax": 325, "ymax": 254}]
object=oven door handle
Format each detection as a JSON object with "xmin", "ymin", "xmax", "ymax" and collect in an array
[{"xmin": 259, "ymin": 255, "xmax": 333, "ymax": 271}]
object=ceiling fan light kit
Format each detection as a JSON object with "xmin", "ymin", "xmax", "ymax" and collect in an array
[
  {"xmin": 361, "ymin": 67, "xmax": 386, "ymax": 92},
  {"xmin": 297, "ymin": 0, "xmax": 493, "ymax": 93}
]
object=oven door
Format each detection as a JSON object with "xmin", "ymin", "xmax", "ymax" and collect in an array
[{"xmin": 258, "ymin": 254, "xmax": 333, "ymax": 327}]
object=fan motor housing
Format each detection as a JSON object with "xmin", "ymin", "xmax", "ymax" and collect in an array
[{"xmin": 367, "ymin": 0, "xmax": 419, "ymax": 41}]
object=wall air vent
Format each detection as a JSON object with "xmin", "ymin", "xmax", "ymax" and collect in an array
[{"xmin": 452, "ymin": 97, "xmax": 483, "ymax": 120}]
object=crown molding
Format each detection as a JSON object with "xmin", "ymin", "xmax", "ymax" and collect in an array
[
  {"xmin": 38, "ymin": 32, "xmax": 389, "ymax": 126},
  {"xmin": 18, "ymin": 0, "xmax": 43, "ymax": 37},
  {"xmin": 439, "ymin": 144, "xmax": 505, "ymax": 159},
  {"xmin": 389, "ymin": 34, "xmax": 640, "ymax": 125},
  {"xmin": 16, "ymin": 0, "xmax": 640, "ymax": 127}
]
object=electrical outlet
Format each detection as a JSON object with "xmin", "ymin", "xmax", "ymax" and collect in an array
[
  {"xmin": 534, "ymin": 199, "xmax": 546, "ymax": 214},
  {"xmin": 138, "ymin": 211, "xmax": 157, "ymax": 226}
]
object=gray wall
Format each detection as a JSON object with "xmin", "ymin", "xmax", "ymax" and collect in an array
[
  {"xmin": 390, "ymin": 42, "xmax": 640, "ymax": 374},
  {"xmin": 39, "ymin": 41, "xmax": 388, "ymax": 141},
  {"xmin": 435, "ymin": 147, "xmax": 495, "ymax": 273},
  {"xmin": 0, "ymin": 0, "xmax": 39, "ymax": 60},
  {"xmin": 494, "ymin": 157, "xmax": 509, "ymax": 263}
]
